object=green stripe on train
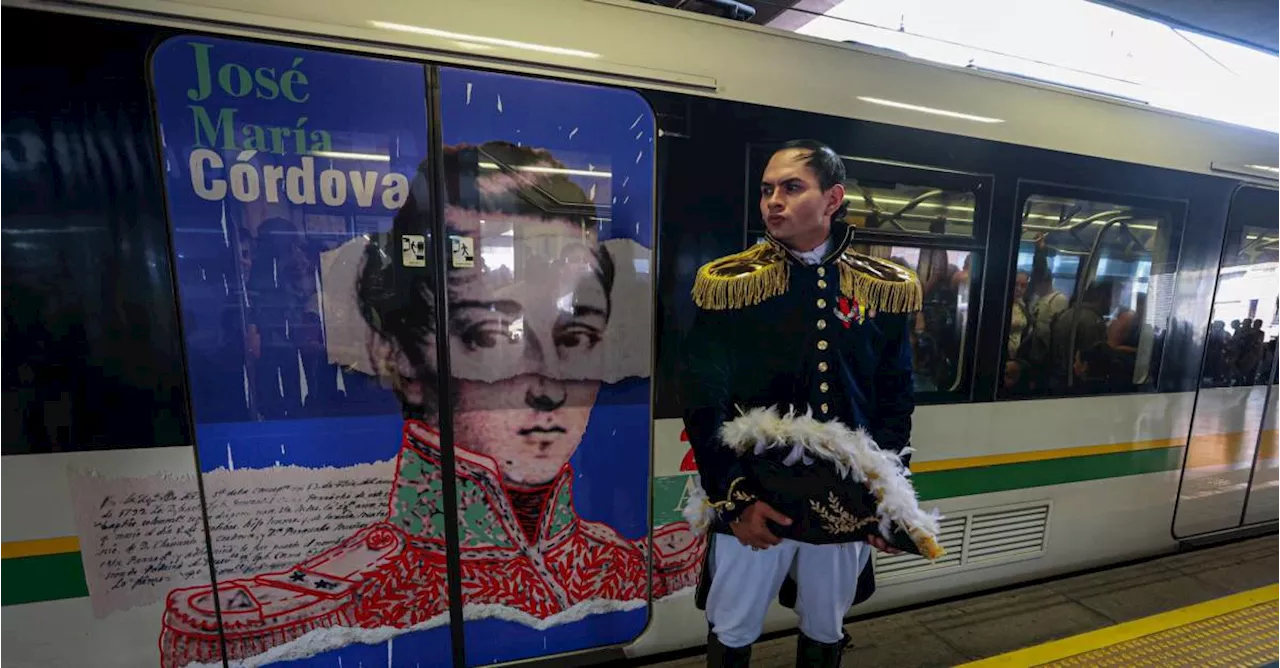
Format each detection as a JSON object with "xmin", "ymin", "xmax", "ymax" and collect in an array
[
  {"xmin": 1, "ymin": 446, "xmax": 1182, "ymax": 607},
  {"xmin": 1, "ymin": 552, "xmax": 89, "ymax": 606},
  {"xmin": 652, "ymin": 446, "xmax": 1184, "ymax": 525}
]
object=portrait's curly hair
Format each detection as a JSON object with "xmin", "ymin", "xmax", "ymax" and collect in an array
[{"xmin": 355, "ymin": 141, "xmax": 614, "ymax": 417}]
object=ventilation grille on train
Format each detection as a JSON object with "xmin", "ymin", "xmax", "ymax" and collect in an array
[{"xmin": 874, "ymin": 501, "xmax": 1051, "ymax": 582}]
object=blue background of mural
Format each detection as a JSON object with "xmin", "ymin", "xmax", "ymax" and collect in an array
[
  {"xmin": 438, "ymin": 66, "xmax": 655, "ymax": 664},
  {"xmin": 153, "ymin": 36, "xmax": 654, "ymax": 668}
]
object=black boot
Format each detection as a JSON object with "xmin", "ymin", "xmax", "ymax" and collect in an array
[
  {"xmin": 706, "ymin": 632, "xmax": 752, "ymax": 668},
  {"xmin": 795, "ymin": 631, "xmax": 848, "ymax": 668}
]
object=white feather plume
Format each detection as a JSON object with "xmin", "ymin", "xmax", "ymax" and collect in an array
[
  {"xmin": 718, "ymin": 406, "xmax": 943, "ymax": 553},
  {"xmin": 681, "ymin": 475, "xmax": 716, "ymax": 536}
]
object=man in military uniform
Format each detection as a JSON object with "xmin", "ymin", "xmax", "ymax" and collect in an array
[{"xmin": 681, "ymin": 140, "xmax": 925, "ymax": 668}]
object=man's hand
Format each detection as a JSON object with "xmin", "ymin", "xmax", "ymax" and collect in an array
[
  {"xmin": 867, "ymin": 534, "xmax": 903, "ymax": 555},
  {"xmin": 730, "ymin": 501, "xmax": 792, "ymax": 550}
]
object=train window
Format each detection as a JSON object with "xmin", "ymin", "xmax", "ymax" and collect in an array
[
  {"xmin": 1001, "ymin": 189, "xmax": 1184, "ymax": 398},
  {"xmin": 736, "ymin": 235, "xmax": 978, "ymax": 398},
  {"xmin": 745, "ymin": 146, "xmax": 990, "ymax": 402},
  {"xmin": 2, "ymin": 32, "xmax": 191, "ymax": 455},
  {"xmin": 746, "ymin": 153, "xmax": 983, "ymax": 243},
  {"xmin": 857, "ymin": 244, "xmax": 977, "ymax": 394},
  {"xmin": 844, "ymin": 159, "xmax": 987, "ymax": 402},
  {"xmin": 846, "ymin": 181, "xmax": 976, "ymax": 238},
  {"xmin": 1202, "ymin": 187, "xmax": 1278, "ymax": 388}
]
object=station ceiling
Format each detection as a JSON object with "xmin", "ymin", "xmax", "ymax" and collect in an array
[
  {"xmin": 1084, "ymin": 0, "xmax": 1277, "ymax": 53},
  {"xmin": 704, "ymin": 0, "xmax": 1279, "ymax": 54}
]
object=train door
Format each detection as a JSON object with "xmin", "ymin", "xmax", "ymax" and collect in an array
[
  {"xmin": 1225, "ymin": 184, "xmax": 1279, "ymax": 529},
  {"xmin": 151, "ymin": 34, "xmax": 654, "ymax": 667},
  {"xmin": 1172, "ymin": 186, "xmax": 1279, "ymax": 538},
  {"xmin": 1242, "ymin": 362, "xmax": 1279, "ymax": 525},
  {"xmin": 433, "ymin": 67, "xmax": 656, "ymax": 666},
  {"xmin": 151, "ymin": 35, "xmax": 460, "ymax": 668}
]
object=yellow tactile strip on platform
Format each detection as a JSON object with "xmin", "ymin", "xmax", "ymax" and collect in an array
[
  {"xmin": 1043, "ymin": 600, "xmax": 1278, "ymax": 667},
  {"xmin": 962, "ymin": 584, "xmax": 1279, "ymax": 667}
]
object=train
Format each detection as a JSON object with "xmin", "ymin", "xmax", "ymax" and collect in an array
[{"xmin": 2, "ymin": 1, "xmax": 1276, "ymax": 667}]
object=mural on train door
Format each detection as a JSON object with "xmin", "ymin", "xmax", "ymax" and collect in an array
[{"xmin": 130, "ymin": 35, "xmax": 703, "ymax": 667}]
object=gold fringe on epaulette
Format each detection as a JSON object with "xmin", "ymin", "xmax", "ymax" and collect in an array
[
  {"xmin": 692, "ymin": 250, "xmax": 789, "ymax": 310},
  {"xmin": 838, "ymin": 261, "xmax": 924, "ymax": 314}
]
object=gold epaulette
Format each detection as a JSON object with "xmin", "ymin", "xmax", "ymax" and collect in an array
[
  {"xmin": 837, "ymin": 249, "xmax": 923, "ymax": 314},
  {"xmin": 691, "ymin": 242, "xmax": 923, "ymax": 313},
  {"xmin": 691, "ymin": 242, "xmax": 789, "ymax": 310}
]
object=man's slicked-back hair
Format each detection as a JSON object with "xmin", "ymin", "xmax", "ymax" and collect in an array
[
  {"xmin": 777, "ymin": 139, "xmax": 846, "ymax": 191},
  {"xmin": 775, "ymin": 139, "xmax": 848, "ymax": 223}
]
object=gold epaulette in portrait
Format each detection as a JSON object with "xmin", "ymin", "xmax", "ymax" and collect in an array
[
  {"xmin": 836, "ymin": 249, "xmax": 923, "ymax": 315},
  {"xmin": 691, "ymin": 242, "xmax": 789, "ymax": 311}
]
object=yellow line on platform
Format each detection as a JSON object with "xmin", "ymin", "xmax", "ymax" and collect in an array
[
  {"xmin": 0, "ymin": 536, "xmax": 81, "ymax": 559},
  {"xmin": 959, "ymin": 584, "xmax": 1280, "ymax": 667}
]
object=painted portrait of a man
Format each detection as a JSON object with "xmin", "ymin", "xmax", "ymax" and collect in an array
[{"xmin": 160, "ymin": 140, "xmax": 697, "ymax": 667}]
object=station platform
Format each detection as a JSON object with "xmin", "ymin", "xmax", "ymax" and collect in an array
[
  {"xmin": 962, "ymin": 583, "xmax": 1277, "ymax": 667},
  {"xmin": 644, "ymin": 535, "xmax": 1277, "ymax": 667}
]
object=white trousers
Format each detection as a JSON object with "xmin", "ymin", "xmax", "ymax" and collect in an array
[{"xmin": 706, "ymin": 533, "xmax": 870, "ymax": 648}]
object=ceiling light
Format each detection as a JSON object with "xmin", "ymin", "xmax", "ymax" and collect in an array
[
  {"xmin": 1211, "ymin": 162, "xmax": 1280, "ymax": 180},
  {"xmin": 478, "ymin": 161, "xmax": 612, "ymax": 178},
  {"xmin": 844, "ymin": 195, "xmax": 976, "ymax": 215},
  {"xmin": 311, "ymin": 151, "xmax": 391, "ymax": 162},
  {"xmin": 857, "ymin": 96, "xmax": 1004, "ymax": 124},
  {"xmin": 371, "ymin": 21, "xmax": 600, "ymax": 59},
  {"xmin": 453, "ymin": 41, "xmax": 496, "ymax": 52}
]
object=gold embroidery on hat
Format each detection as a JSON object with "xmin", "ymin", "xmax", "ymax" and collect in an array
[{"xmin": 810, "ymin": 491, "xmax": 878, "ymax": 535}]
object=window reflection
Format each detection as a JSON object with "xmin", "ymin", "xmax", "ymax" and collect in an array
[
  {"xmin": 858, "ymin": 243, "xmax": 972, "ymax": 393},
  {"xmin": 480, "ymin": 226, "xmax": 516, "ymax": 275},
  {"xmin": 1002, "ymin": 194, "xmax": 1177, "ymax": 397},
  {"xmin": 845, "ymin": 181, "xmax": 976, "ymax": 237},
  {"xmin": 1203, "ymin": 224, "xmax": 1279, "ymax": 387},
  {"xmin": 748, "ymin": 175, "xmax": 977, "ymax": 243},
  {"xmin": 743, "ymin": 151, "xmax": 985, "ymax": 401}
]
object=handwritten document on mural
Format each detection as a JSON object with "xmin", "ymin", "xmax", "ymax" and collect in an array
[{"xmin": 68, "ymin": 462, "xmax": 394, "ymax": 617}]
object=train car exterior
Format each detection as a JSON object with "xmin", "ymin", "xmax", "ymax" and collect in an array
[{"xmin": 2, "ymin": 1, "xmax": 1276, "ymax": 667}]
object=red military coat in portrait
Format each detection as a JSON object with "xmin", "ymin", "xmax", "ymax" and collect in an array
[{"xmin": 160, "ymin": 421, "xmax": 698, "ymax": 668}]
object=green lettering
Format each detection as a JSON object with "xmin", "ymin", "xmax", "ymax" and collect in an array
[
  {"xmin": 253, "ymin": 67, "xmax": 280, "ymax": 100},
  {"xmin": 218, "ymin": 63, "xmax": 253, "ymax": 98},
  {"xmin": 280, "ymin": 57, "xmax": 310, "ymax": 103},
  {"xmin": 293, "ymin": 116, "xmax": 308, "ymax": 155},
  {"xmin": 190, "ymin": 106, "xmax": 238, "ymax": 149},
  {"xmin": 308, "ymin": 130, "xmax": 332, "ymax": 153},
  {"xmin": 187, "ymin": 42, "xmax": 215, "ymax": 102},
  {"xmin": 241, "ymin": 124, "xmax": 267, "ymax": 151},
  {"xmin": 268, "ymin": 127, "xmax": 288, "ymax": 155}
]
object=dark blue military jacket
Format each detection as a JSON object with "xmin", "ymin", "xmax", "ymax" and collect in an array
[{"xmin": 681, "ymin": 222, "xmax": 921, "ymax": 608}]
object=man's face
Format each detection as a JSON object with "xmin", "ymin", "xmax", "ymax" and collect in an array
[
  {"xmin": 1014, "ymin": 273, "xmax": 1030, "ymax": 300},
  {"xmin": 759, "ymin": 148, "xmax": 843, "ymax": 250},
  {"xmin": 444, "ymin": 206, "xmax": 607, "ymax": 486}
]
